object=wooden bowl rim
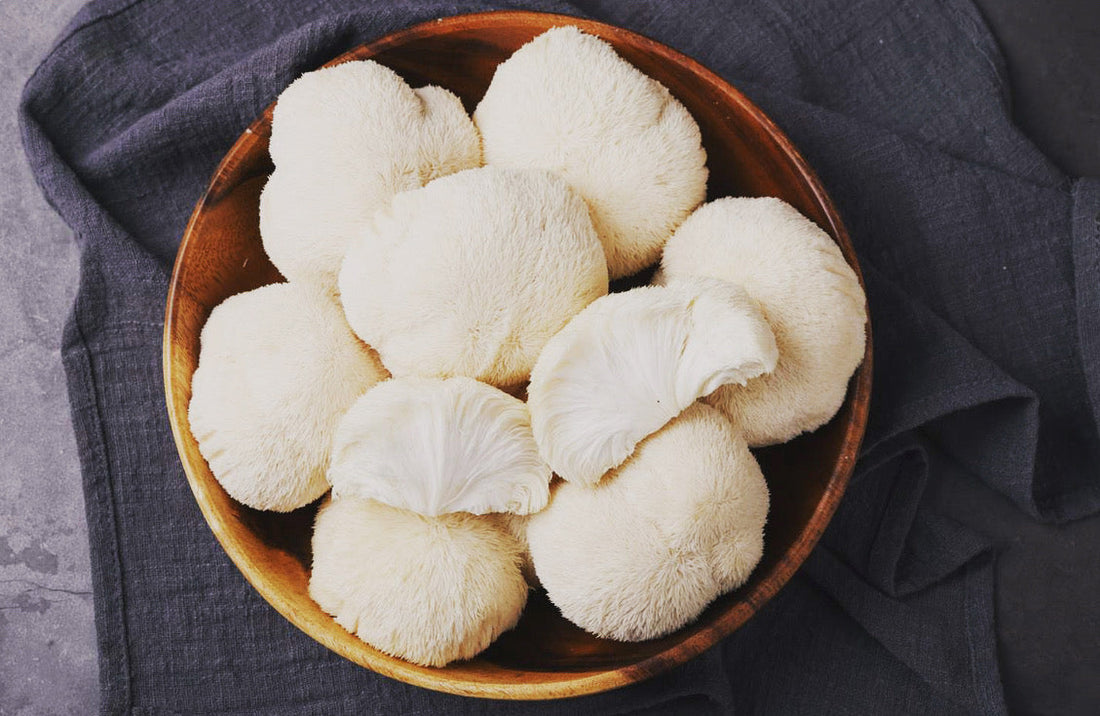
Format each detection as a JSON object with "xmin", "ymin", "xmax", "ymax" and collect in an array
[{"xmin": 164, "ymin": 9, "xmax": 873, "ymax": 701}]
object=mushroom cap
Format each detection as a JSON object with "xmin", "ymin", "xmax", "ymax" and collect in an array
[
  {"xmin": 659, "ymin": 197, "xmax": 868, "ymax": 446},
  {"xmin": 262, "ymin": 61, "xmax": 481, "ymax": 290},
  {"xmin": 474, "ymin": 26, "xmax": 707, "ymax": 279},
  {"xmin": 339, "ymin": 165, "xmax": 608, "ymax": 388},
  {"xmin": 259, "ymin": 170, "xmax": 372, "ymax": 290},
  {"xmin": 328, "ymin": 376, "xmax": 551, "ymax": 516},
  {"xmin": 309, "ymin": 497, "xmax": 528, "ymax": 667},
  {"xmin": 527, "ymin": 402, "xmax": 769, "ymax": 641},
  {"xmin": 188, "ymin": 283, "xmax": 387, "ymax": 511},
  {"xmin": 527, "ymin": 277, "xmax": 777, "ymax": 486}
]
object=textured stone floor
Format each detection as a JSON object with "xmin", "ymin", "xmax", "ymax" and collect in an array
[{"xmin": 0, "ymin": 1, "xmax": 97, "ymax": 713}]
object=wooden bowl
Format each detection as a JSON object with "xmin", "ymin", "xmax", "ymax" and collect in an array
[{"xmin": 164, "ymin": 10, "xmax": 872, "ymax": 700}]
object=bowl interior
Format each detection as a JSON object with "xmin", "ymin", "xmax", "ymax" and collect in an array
[{"xmin": 164, "ymin": 11, "xmax": 871, "ymax": 700}]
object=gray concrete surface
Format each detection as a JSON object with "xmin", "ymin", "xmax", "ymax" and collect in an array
[{"xmin": 0, "ymin": 1, "xmax": 98, "ymax": 714}]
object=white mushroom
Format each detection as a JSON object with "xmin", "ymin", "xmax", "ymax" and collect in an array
[
  {"xmin": 328, "ymin": 377, "xmax": 551, "ymax": 516},
  {"xmin": 658, "ymin": 197, "xmax": 867, "ymax": 446},
  {"xmin": 474, "ymin": 26, "xmax": 708, "ymax": 279},
  {"xmin": 527, "ymin": 277, "xmax": 777, "ymax": 486},
  {"xmin": 258, "ymin": 170, "xmax": 373, "ymax": 291},
  {"xmin": 339, "ymin": 166, "xmax": 608, "ymax": 388},
  {"xmin": 497, "ymin": 512, "xmax": 539, "ymax": 587},
  {"xmin": 188, "ymin": 283, "xmax": 387, "ymax": 511},
  {"xmin": 310, "ymin": 497, "xmax": 528, "ymax": 666},
  {"xmin": 261, "ymin": 61, "xmax": 481, "ymax": 290},
  {"xmin": 527, "ymin": 403, "xmax": 768, "ymax": 641}
]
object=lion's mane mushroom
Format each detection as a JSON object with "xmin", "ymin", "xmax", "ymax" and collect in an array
[
  {"xmin": 658, "ymin": 197, "xmax": 867, "ymax": 446},
  {"xmin": 497, "ymin": 512, "xmax": 539, "ymax": 587},
  {"xmin": 474, "ymin": 26, "xmax": 708, "ymax": 279},
  {"xmin": 339, "ymin": 166, "xmax": 608, "ymax": 389},
  {"xmin": 527, "ymin": 402, "xmax": 769, "ymax": 641},
  {"xmin": 260, "ymin": 60, "xmax": 481, "ymax": 291},
  {"xmin": 527, "ymin": 277, "xmax": 777, "ymax": 486},
  {"xmin": 309, "ymin": 497, "xmax": 528, "ymax": 667},
  {"xmin": 327, "ymin": 376, "xmax": 552, "ymax": 516},
  {"xmin": 188, "ymin": 283, "xmax": 387, "ymax": 511}
]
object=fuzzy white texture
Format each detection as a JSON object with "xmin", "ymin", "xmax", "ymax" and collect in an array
[
  {"xmin": 188, "ymin": 283, "xmax": 388, "ymax": 511},
  {"xmin": 339, "ymin": 165, "xmax": 608, "ymax": 388},
  {"xmin": 659, "ymin": 197, "xmax": 868, "ymax": 446},
  {"xmin": 527, "ymin": 403, "xmax": 768, "ymax": 641},
  {"xmin": 261, "ymin": 61, "xmax": 481, "ymax": 291},
  {"xmin": 498, "ymin": 511, "xmax": 539, "ymax": 587},
  {"xmin": 309, "ymin": 497, "xmax": 528, "ymax": 666},
  {"xmin": 328, "ymin": 376, "xmax": 551, "ymax": 516},
  {"xmin": 473, "ymin": 26, "xmax": 708, "ymax": 279},
  {"xmin": 527, "ymin": 278, "xmax": 777, "ymax": 486}
]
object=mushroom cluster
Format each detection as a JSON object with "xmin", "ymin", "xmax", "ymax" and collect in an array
[{"xmin": 187, "ymin": 26, "xmax": 866, "ymax": 667}]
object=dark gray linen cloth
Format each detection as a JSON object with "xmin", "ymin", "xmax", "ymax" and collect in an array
[{"xmin": 19, "ymin": 0, "xmax": 1100, "ymax": 713}]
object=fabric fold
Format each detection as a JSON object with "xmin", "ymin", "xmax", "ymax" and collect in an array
[
  {"xmin": 802, "ymin": 548, "xmax": 1003, "ymax": 716},
  {"xmin": 1072, "ymin": 177, "xmax": 1100, "ymax": 442},
  {"xmin": 826, "ymin": 433, "xmax": 991, "ymax": 598}
]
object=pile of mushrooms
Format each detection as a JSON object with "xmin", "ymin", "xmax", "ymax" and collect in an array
[{"xmin": 188, "ymin": 27, "xmax": 867, "ymax": 666}]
